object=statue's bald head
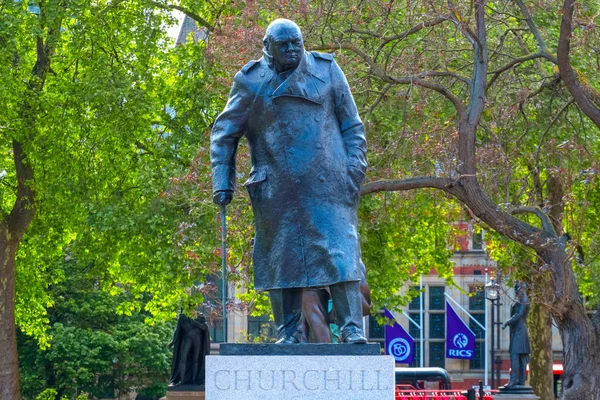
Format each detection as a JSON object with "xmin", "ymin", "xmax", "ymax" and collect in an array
[
  {"xmin": 263, "ymin": 19, "xmax": 304, "ymax": 72},
  {"xmin": 263, "ymin": 19, "xmax": 303, "ymax": 45}
]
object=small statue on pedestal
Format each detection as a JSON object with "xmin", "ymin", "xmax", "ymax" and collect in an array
[
  {"xmin": 501, "ymin": 282, "xmax": 531, "ymax": 388},
  {"xmin": 169, "ymin": 314, "xmax": 210, "ymax": 389}
]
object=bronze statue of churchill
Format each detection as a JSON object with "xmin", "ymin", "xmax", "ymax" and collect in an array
[{"xmin": 211, "ymin": 18, "xmax": 368, "ymax": 344}]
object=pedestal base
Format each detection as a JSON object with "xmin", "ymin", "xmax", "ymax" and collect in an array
[
  {"xmin": 206, "ymin": 344, "xmax": 394, "ymax": 400},
  {"xmin": 493, "ymin": 385, "xmax": 539, "ymax": 400},
  {"xmin": 166, "ymin": 391, "xmax": 205, "ymax": 400}
]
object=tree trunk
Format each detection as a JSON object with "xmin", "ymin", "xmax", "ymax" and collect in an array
[
  {"xmin": 542, "ymin": 248, "xmax": 600, "ymax": 400},
  {"xmin": 528, "ymin": 300, "xmax": 554, "ymax": 400},
  {"xmin": 555, "ymin": 303, "xmax": 600, "ymax": 400},
  {"xmin": 0, "ymin": 224, "xmax": 20, "ymax": 400}
]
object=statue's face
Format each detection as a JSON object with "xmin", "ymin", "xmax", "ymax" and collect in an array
[{"xmin": 267, "ymin": 22, "xmax": 303, "ymax": 72}]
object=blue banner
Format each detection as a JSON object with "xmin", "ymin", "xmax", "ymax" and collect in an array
[
  {"xmin": 384, "ymin": 309, "xmax": 415, "ymax": 364},
  {"xmin": 446, "ymin": 300, "xmax": 476, "ymax": 359}
]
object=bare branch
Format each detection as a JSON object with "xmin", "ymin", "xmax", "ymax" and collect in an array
[
  {"xmin": 380, "ymin": 17, "xmax": 449, "ymax": 45},
  {"xmin": 557, "ymin": 0, "xmax": 600, "ymax": 127},
  {"xmin": 387, "ymin": 75, "xmax": 467, "ymax": 118},
  {"xmin": 149, "ymin": 1, "xmax": 214, "ymax": 33},
  {"xmin": 487, "ymin": 52, "xmax": 555, "ymax": 90},
  {"xmin": 7, "ymin": 140, "xmax": 35, "ymax": 240},
  {"xmin": 311, "ymin": 44, "xmax": 467, "ymax": 118},
  {"xmin": 361, "ymin": 176, "xmax": 457, "ymax": 195},
  {"xmin": 534, "ymin": 100, "xmax": 574, "ymax": 177},
  {"xmin": 514, "ymin": 0, "xmax": 548, "ymax": 53},
  {"xmin": 510, "ymin": 206, "xmax": 557, "ymax": 237},
  {"xmin": 467, "ymin": 0, "xmax": 488, "ymax": 127},
  {"xmin": 415, "ymin": 70, "xmax": 471, "ymax": 85}
]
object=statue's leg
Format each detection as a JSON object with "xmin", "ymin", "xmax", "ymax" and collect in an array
[
  {"xmin": 506, "ymin": 352, "xmax": 519, "ymax": 387},
  {"xmin": 179, "ymin": 337, "xmax": 192, "ymax": 384},
  {"xmin": 270, "ymin": 288, "xmax": 304, "ymax": 343},
  {"xmin": 330, "ymin": 281, "xmax": 367, "ymax": 344},
  {"xmin": 302, "ymin": 288, "xmax": 332, "ymax": 343},
  {"xmin": 517, "ymin": 354, "xmax": 527, "ymax": 385},
  {"xmin": 191, "ymin": 341, "xmax": 201, "ymax": 383}
]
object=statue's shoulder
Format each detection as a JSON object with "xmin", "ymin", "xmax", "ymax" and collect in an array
[
  {"xmin": 310, "ymin": 51, "xmax": 334, "ymax": 61},
  {"xmin": 240, "ymin": 58, "xmax": 264, "ymax": 75}
]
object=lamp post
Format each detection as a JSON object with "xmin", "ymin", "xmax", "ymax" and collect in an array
[{"xmin": 485, "ymin": 279, "xmax": 501, "ymax": 389}]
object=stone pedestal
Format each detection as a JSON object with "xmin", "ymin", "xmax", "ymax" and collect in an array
[
  {"xmin": 493, "ymin": 385, "xmax": 540, "ymax": 400},
  {"xmin": 166, "ymin": 391, "xmax": 205, "ymax": 400},
  {"xmin": 206, "ymin": 343, "xmax": 394, "ymax": 400}
]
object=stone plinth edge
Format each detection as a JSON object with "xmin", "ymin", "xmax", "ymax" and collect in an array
[
  {"xmin": 165, "ymin": 391, "xmax": 205, "ymax": 400},
  {"xmin": 219, "ymin": 342, "xmax": 381, "ymax": 355}
]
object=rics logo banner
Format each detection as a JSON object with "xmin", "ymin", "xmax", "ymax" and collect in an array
[
  {"xmin": 453, "ymin": 333, "xmax": 469, "ymax": 349},
  {"xmin": 388, "ymin": 338, "xmax": 411, "ymax": 363},
  {"xmin": 446, "ymin": 300, "xmax": 476, "ymax": 359}
]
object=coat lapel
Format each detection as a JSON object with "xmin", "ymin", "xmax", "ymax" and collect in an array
[{"xmin": 271, "ymin": 51, "xmax": 324, "ymax": 105}]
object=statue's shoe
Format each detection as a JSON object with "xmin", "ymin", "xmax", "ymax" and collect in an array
[
  {"xmin": 341, "ymin": 332, "xmax": 368, "ymax": 344},
  {"xmin": 275, "ymin": 335, "xmax": 302, "ymax": 344}
]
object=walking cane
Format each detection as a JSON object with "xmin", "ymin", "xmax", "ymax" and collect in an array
[{"xmin": 220, "ymin": 205, "xmax": 227, "ymax": 343}]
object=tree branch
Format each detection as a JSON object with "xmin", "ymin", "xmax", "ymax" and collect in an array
[
  {"xmin": 7, "ymin": 140, "xmax": 35, "ymax": 240},
  {"xmin": 514, "ymin": 0, "xmax": 549, "ymax": 53},
  {"xmin": 509, "ymin": 206, "xmax": 557, "ymax": 237},
  {"xmin": 387, "ymin": 75, "xmax": 467, "ymax": 118},
  {"xmin": 487, "ymin": 52, "xmax": 555, "ymax": 90},
  {"xmin": 375, "ymin": 16, "xmax": 449, "ymax": 61},
  {"xmin": 361, "ymin": 176, "xmax": 457, "ymax": 195},
  {"xmin": 557, "ymin": 0, "xmax": 600, "ymax": 128},
  {"xmin": 149, "ymin": 1, "xmax": 214, "ymax": 33},
  {"xmin": 467, "ymin": 0, "xmax": 488, "ymax": 127},
  {"xmin": 310, "ymin": 44, "xmax": 467, "ymax": 118}
]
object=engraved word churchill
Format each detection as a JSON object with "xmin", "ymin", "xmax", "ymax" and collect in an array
[
  {"xmin": 211, "ymin": 18, "xmax": 368, "ymax": 344},
  {"xmin": 213, "ymin": 368, "xmax": 386, "ymax": 391}
]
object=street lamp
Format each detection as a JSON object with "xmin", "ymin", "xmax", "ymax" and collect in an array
[{"xmin": 485, "ymin": 278, "xmax": 502, "ymax": 389}]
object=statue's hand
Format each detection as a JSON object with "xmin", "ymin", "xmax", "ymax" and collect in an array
[
  {"xmin": 213, "ymin": 190, "xmax": 233, "ymax": 206},
  {"xmin": 501, "ymin": 323, "xmax": 507, "ymax": 330}
]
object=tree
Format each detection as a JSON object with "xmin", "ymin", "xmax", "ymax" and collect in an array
[
  {"xmin": 1, "ymin": 1, "xmax": 223, "ymax": 398},
  {"xmin": 18, "ymin": 259, "xmax": 174, "ymax": 399}
]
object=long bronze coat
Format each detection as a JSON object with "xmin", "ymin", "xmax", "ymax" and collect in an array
[
  {"xmin": 505, "ymin": 294, "xmax": 531, "ymax": 355},
  {"xmin": 210, "ymin": 50, "xmax": 367, "ymax": 291}
]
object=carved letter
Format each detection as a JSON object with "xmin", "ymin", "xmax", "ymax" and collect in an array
[
  {"xmin": 303, "ymin": 370, "xmax": 320, "ymax": 391},
  {"xmin": 282, "ymin": 370, "xmax": 300, "ymax": 390},
  {"xmin": 376, "ymin": 370, "xmax": 385, "ymax": 390},
  {"xmin": 234, "ymin": 369, "xmax": 252, "ymax": 390},
  {"xmin": 214, "ymin": 370, "xmax": 231, "ymax": 390},
  {"xmin": 360, "ymin": 370, "xmax": 375, "ymax": 391},
  {"xmin": 323, "ymin": 369, "xmax": 341, "ymax": 391},
  {"xmin": 258, "ymin": 370, "xmax": 275, "ymax": 391}
]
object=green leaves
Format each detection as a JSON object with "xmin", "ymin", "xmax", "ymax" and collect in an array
[{"xmin": 359, "ymin": 190, "xmax": 458, "ymax": 313}]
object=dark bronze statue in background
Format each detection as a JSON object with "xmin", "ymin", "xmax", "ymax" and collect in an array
[
  {"xmin": 211, "ymin": 18, "xmax": 368, "ymax": 344},
  {"xmin": 169, "ymin": 314, "xmax": 210, "ymax": 388},
  {"xmin": 502, "ymin": 282, "xmax": 531, "ymax": 387}
]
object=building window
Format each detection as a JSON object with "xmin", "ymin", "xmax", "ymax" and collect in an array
[
  {"xmin": 469, "ymin": 313, "xmax": 485, "ymax": 339},
  {"xmin": 209, "ymin": 318, "xmax": 225, "ymax": 343},
  {"xmin": 469, "ymin": 286, "xmax": 485, "ymax": 370},
  {"xmin": 470, "ymin": 342, "xmax": 484, "ymax": 369},
  {"xmin": 247, "ymin": 314, "xmax": 276, "ymax": 342},
  {"xmin": 409, "ymin": 289, "xmax": 421, "ymax": 310},
  {"xmin": 430, "ymin": 342, "xmax": 445, "ymax": 368},
  {"xmin": 368, "ymin": 315, "xmax": 385, "ymax": 340},
  {"xmin": 472, "ymin": 230, "xmax": 484, "ymax": 250},
  {"xmin": 409, "ymin": 341, "xmax": 422, "ymax": 368},
  {"xmin": 429, "ymin": 286, "xmax": 445, "ymax": 310},
  {"xmin": 408, "ymin": 312, "xmax": 421, "ymax": 339},
  {"xmin": 469, "ymin": 288, "xmax": 485, "ymax": 310},
  {"xmin": 429, "ymin": 313, "xmax": 445, "ymax": 339}
]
